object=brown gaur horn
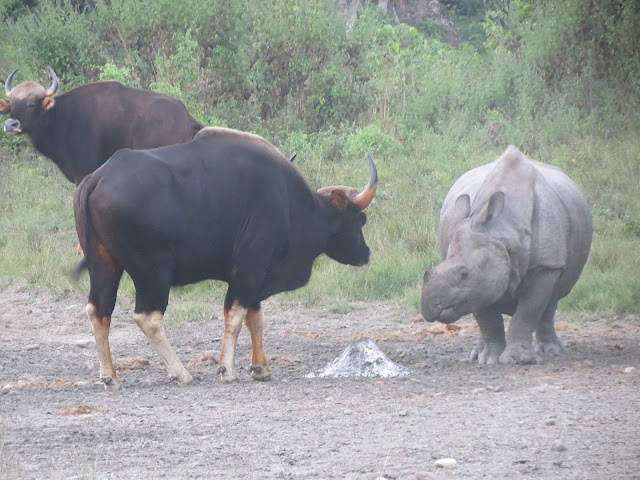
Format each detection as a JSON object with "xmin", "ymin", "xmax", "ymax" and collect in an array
[
  {"xmin": 45, "ymin": 66, "xmax": 58, "ymax": 96},
  {"xmin": 5, "ymin": 69, "xmax": 18, "ymax": 97},
  {"xmin": 354, "ymin": 154, "xmax": 378, "ymax": 209}
]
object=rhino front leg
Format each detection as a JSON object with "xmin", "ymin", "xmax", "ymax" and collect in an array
[
  {"xmin": 500, "ymin": 269, "xmax": 563, "ymax": 365},
  {"xmin": 471, "ymin": 309, "xmax": 506, "ymax": 365},
  {"xmin": 535, "ymin": 300, "xmax": 564, "ymax": 355}
]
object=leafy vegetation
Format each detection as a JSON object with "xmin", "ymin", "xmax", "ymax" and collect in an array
[{"xmin": 1, "ymin": 0, "xmax": 639, "ymax": 317}]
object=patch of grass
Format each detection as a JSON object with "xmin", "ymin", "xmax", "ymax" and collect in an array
[
  {"xmin": 0, "ymin": 110, "xmax": 640, "ymax": 316},
  {"xmin": 164, "ymin": 280, "xmax": 226, "ymax": 326},
  {"xmin": 561, "ymin": 235, "xmax": 640, "ymax": 313},
  {"xmin": 1, "ymin": 124, "xmax": 639, "ymax": 317}
]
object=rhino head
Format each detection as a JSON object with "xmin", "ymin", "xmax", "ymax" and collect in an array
[{"xmin": 421, "ymin": 191, "xmax": 511, "ymax": 323}]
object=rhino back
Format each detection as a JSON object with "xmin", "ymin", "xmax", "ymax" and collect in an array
[{"xmin": 529, "ymin": 160, "xmax": 592, "ymax": 296}]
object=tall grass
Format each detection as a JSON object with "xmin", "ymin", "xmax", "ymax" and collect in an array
[{"xmin": 2, "ymin": 129, "xmax": 639, "ymax": 317}]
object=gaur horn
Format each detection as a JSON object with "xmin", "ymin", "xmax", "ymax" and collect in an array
[
  {"xmin": 354, "ymin": 154, "xmax": 378, "ymax": 209},
  {"xmin": 45, "ymin": 66, "xmax": 58, "ymax": 96},
  {"xmin": 5, "ymin": 69, "xmax": 18, "ymax": 97}
]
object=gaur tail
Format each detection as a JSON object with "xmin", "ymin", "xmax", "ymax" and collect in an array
[
  {"xmin": 70, "ymin": 257, "xmax": 89, "ymax": 283},
  {"xmin": 69, "ymin": 173, "xmax": 99, "ymax": 283}
]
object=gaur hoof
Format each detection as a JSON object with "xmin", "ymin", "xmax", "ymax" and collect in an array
[
  {"xmin": 101, "ymin": 376, "xmax": 122, "ymax": 390},
  {"xmin": 218, "ymin": 366, "xmax": 238, "ymax": 383},
  {"xmin": 177, "ymin": 373, "xmax": 194, "ymax": 386},
  {"xmin": 250, "ymin": 365, "xmax": 272, "ymax": 381}
]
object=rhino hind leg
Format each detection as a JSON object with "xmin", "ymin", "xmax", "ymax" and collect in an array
[
  {"xmin": 534, "ymin": 300, "xmax": 564, "ymax": 355},
  {"xmin": 472, "ymin": 310, "xmax": 507, "ymax": 365}
]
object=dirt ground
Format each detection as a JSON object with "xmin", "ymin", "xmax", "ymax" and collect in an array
[{"xmin": 0, "ymin": 279, "xmax": 639, "ymax": 480}]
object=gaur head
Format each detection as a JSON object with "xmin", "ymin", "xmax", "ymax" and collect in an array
[
  {"xmin": 421, "ymin": 191, "xmax": 511, "ymax": 323},
  {"xmin": 317, "ymin": 155, "xmax": 377, "ymax": 267},
  {"xmin": 0, "ymin": 67, "xmax": 59, "ymax": 135}
]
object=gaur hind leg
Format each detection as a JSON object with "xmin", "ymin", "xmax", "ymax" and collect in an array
[
  {"xmin": 534, "ymin": 300, "xmax": 564, "ymax": 355},
  {"xmin": 218, "ymin": 298, "xmax": 248, "ymax": 383},
  {"xmin": 500, "ymin": 268, "xmax": 562, "ymax": 364},
  {"xmin": 86, "ymin": 249, "xmax": 124, "ymax": 389},
  {"xmin": 471, "ymin": 308, "xmax": 506, "ymax": 365},
  {"xmin": 245, "ymin": 307, "xmax": 271, "ymax": 381},
  {"xmin": 132, "ymin": 280, "xmax": 193, "ymax": 386}
]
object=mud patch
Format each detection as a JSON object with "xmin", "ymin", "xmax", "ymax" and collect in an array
[
  {"xmin": 0, "ymin": 280, "xmax": 639, "ymax": 479},
  {"xmin": 57, "ymin": 404, "xmax": 108, "ymax": 416}
]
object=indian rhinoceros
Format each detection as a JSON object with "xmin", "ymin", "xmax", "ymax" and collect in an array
[{"xmin": 420, "ymin": 145, "xmax": 592, "ymax": 364}]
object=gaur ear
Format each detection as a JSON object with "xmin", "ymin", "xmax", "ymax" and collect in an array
[
  {"xmin": 0, "ymin": 99, "xmax": 10, "ymax": 114},
  {"xmin": 480, "ymin": 191, "xmax": 505, "ymax": 224},
  {"xmin": 454, "ymin": 194, "xmax": 471, "ymax": 220},
  {"xmin": 42, "ymin": 96, "xmax": 56, "ymax": 111},
  {"xmin": 330, "ymin": 190, "xmax": 349, "ymax": 212}
]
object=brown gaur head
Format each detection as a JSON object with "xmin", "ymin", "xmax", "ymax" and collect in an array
[{"xmin": 0, "ymin": 66, "xmax": 59, "ymax": 134}]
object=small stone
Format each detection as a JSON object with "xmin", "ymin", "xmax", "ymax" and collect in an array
[
  {"xmin": 486, "ymin": 384, "xmax": 503, "ymax": 392},
  {"xmin": 472, "ymin": 387, "xmax": 486, "ymax": 395},
  {"xmin": 552, "ymin": 440, "xmax": 567, "ymax": 452},
  {"xmin": 623, "ymin": 366, "xmax": 636, "ymax": 374},
  {"xmin": 25, "ymin": 344, "xmax": 40, "ymax": 351},
  {"xmin": 1, "ymin": 385, "xmax": 12, "ymax": 393},
  {"xmin": 545, "ymin": 419, "xmax": 556, "ymax": 426},
  {"xmin": 76, "ymin": 339, "xmax": 92, "ymax": 348},
  {"xmin": 434, "ymin": 458, "xmax": 457, "ymax": 469},
  {"xmin": 398, "ymin": 409, "xmax": 408, "ymax": 417}
]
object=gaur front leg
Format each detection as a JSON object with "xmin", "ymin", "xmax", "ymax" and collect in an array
[
  {"xmin": 500, "ymin": 268, "xmax": 562, "ymax": 364},
  {"xmin": 218, "ymin": 300, "xmax": 247, "ymax": 383},
  {"xmin": 244, "ymin": 308, "xmax": 271, "ymax": 381},
  {"xmin": 134, "ymin": 311, "xmax": 193, "ymax": 385},
  {"xmin": 471, "ymin": 309, "xmax": 506, "ymax": 365},
  {"xmin": 86, "ymin": 303, "xmax": 121, "ymax": 389}
]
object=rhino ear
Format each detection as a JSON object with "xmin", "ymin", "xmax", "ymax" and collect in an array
[
  {"xmin": 480, "ymin": 191, "xmax": 505, "ymax": 224},
  {"xmin": 454, "ymin": 194, "xmax": 471, "ymax": 220}
]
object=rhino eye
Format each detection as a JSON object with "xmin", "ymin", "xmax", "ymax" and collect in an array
[{"xmin": 460, "ymin": 271, "xmax": 469, "ymax": 281}]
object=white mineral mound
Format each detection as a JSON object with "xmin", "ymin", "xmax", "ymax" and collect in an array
[{"xmin": 306, "ymin": 339, "xmax": 411, "ymax": 378}]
